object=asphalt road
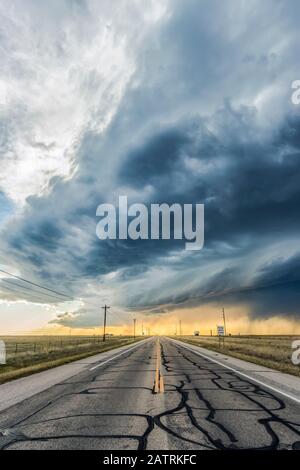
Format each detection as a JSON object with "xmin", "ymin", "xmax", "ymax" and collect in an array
[{"xmin": 1, "ymin": 337, "xmax": 300, "ymax": 450}]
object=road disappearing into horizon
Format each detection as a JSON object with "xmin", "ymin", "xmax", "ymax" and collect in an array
[{"xmin": 1, "ymin": 337, "xmax": 300, "ymax": 450}]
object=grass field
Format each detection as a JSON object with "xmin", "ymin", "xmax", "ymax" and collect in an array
[
  {"xmin": 0, "ymin": 335, "xmax": 144, "ymax": 384},
  {"xmin": 174, "ymin": 335, "xmax": 300, "ymax": 377}
]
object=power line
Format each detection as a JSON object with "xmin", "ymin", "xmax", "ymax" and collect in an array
[
  {"xmin": 0, "ymin": 268, "xmax": 104, "ymax": 308},
  {"xmin": 0, "ymin": 281, "xmax": 130, "ymax": 328},
  {"xmin": 0, "ymin": 278, "xmax": 126, "ymax": 321},
  {"xmin": 0, "ymin": 282, "xmax": 58, "ymax": 304},
  {"xmin": 0, "ymin": 266, "xmax": 132, "ymax": 327},
  {"xmin": 0, "ymin": 268, "xmax": 73, "ymax": 300},
  {"xmin": 0, "ymin": 278, "xmax": 71, "ymax": 303}
]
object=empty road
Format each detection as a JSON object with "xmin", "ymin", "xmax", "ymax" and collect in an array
[{"xmin": 1, "ymin": 337, "xmax": 300, "ymax": 450}]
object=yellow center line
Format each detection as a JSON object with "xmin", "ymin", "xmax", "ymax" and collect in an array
[{"xmin": 154, "ymin": 338, "xmax": 164, "ymax": 394}]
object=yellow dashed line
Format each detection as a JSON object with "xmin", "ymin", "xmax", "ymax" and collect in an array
[{"xmin": 154, "ymin": 338, "xmax": 164, "ymax": 394}]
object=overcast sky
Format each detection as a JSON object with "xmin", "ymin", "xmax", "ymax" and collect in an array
[{"xmin": 0, "ymin": 0, "xmax": 300, "ymax": 334}]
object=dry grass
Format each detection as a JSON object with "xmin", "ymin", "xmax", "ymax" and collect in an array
[
  {"xmin": 0, "ymin": 335, "xmax": 143, "ymax": 384},
  {"xmin": 173, "ymin": 335, "xmax": 300, "ymax": 377}
]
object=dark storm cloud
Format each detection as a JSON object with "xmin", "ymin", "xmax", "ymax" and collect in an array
[
  {"xmin": 120, "ymin": 104, "xmax": 300, "ymax": 246},
  {"xmin": 189, "ymin": 253, "xmax": 300, "ymax": 319},
  {"xmin": 112, "ymin": 103, "xmax": 300, "ymax": 317},
  {"xmin": 1, "ymin": 0, "xmax": 300, "ymax": 327},
  {"xmin": 125, "ymin": 253, "xmax": 300, "ymax": 320},
  {"xmin": 246, "ymin": 254, "xmax": 300, "ymax": 318},
  {"xmin": 10, "ymin": 219, "xmax": 63, "ymax": 254},
  {"xmin": 3, "ymin": 102, "xmax": 300, "ymax": 318},
  {"xmin": 120, "ymin": 129, "xmax": 189, "ymax": 188}
]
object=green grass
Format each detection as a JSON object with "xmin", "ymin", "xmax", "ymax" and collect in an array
[
  {"xmin": 172, "ymin": 335, "xmax": 300, "ymax": 377},
  {"xmin": 0, "ymin": 335, "xmax": 144, "ymax": 384}
]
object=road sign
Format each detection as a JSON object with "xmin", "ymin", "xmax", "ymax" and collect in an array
[{"xmin": 217, "ymin": 325, "xmax": 225, "ymax": 336}]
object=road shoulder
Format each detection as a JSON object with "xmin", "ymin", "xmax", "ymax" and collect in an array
[
  {"xmin": 169, "ymin": 337, "xmax": 300, "ymax": 405},
  {"xmin": 0, "ymin": 338, "xmax": 150, "ymax": 412}
]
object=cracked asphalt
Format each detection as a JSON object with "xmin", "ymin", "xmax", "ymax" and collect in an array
[{"xmin": 1, "ymin": 337, "xmax": 300, "ymax": 450}]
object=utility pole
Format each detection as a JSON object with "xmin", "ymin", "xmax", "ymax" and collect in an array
[
  {"xmin": 222, "ymin": 308, "xmax": 227, "ymax": 336},
  {"xmin": 142, "ymin": 323, "xmax": 144, "ymax": 336},
  {"xmin": 133, "ymin": 318, "xmax": 136, "ymax": 339},
  {"xmin": 179, "ymin": 320, "xmax": 182, "ymax": 336},
  {"xmin": 101, "ymin": 305, "xmax": 110, "ymax": 342}
]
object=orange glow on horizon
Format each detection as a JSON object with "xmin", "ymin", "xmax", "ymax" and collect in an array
[{"xmin": 24, "ymin": 305, "xmax": 300, "ymax": 337}]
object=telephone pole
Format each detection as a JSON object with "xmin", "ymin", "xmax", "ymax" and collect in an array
[
  {"xmin": 101, "ymin": 305, "xmax": 110, "ymax": 342},
  {"xmin": 179, "ymin": 320, "xmax": 182, "ymax": 336},
  {"xmin": 222, "ymin": 308, "xmax": 227, "ymax": 336},
  {"xmin": 133, "ymin": 318, "xmax": 136, "ymax": 339}
]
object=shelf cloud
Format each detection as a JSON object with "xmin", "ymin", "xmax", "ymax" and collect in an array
[{"xmin": 1, "ymin": 0, "xmax": 300, "ymax": 330}]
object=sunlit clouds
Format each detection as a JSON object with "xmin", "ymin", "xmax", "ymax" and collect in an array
[{"xmin": 0, "ymin": 0, "xmax": 300, "ymax": 334}]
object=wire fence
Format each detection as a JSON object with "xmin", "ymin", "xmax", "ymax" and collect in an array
[{"xmin": 1, "ymin": 335, "xmax": 134, "ymax": 365}]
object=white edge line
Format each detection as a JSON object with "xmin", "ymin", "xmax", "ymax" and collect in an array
[
  {"xmin": 89, "ymin": 338, "xmax": 153, "ymax": 371},
  {"xmin": 169, "ymin": 338, "xmax": 300, "ymax": 405}
]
